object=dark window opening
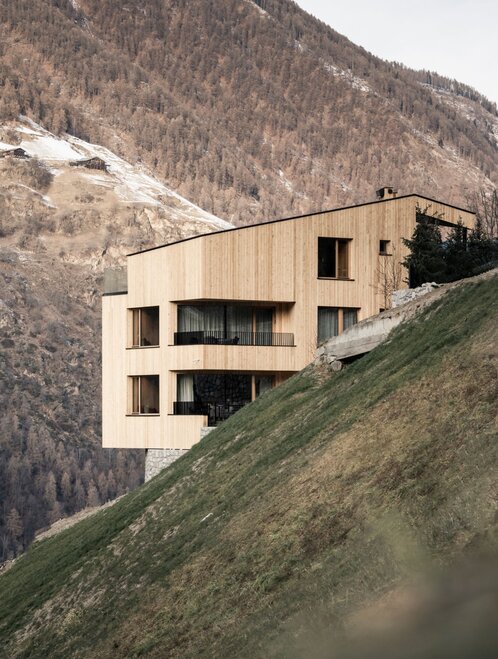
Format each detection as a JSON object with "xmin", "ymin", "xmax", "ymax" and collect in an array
[
  {"xmin": 379, "ymin": 240, "xmax": 391, "ymax": 255},
  {"xmin": 132, "ymin": 307, "xmax": 159, "ymax": 347},
  {"xmin": 130, "ymin": 375, "xmax": 159, "ymax": 414},
  {"xmin": 343, "ymin": 308, "xmax": 358, "ymax": 330},
  {"xmin": 318, "ymin": 237, "xmax": 350, "ymax": 278}
]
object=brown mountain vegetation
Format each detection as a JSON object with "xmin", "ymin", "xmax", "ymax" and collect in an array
[
  {"xmin": 0, "ymin": 0, "xmax": 496, "ymax": 225},
  {"xmin": 0, "ymin": 134, "xmax": 225, "ymax": 561}
]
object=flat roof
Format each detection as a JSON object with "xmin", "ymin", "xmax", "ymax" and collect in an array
[{"xmin": 128, "ymin": 193, "xmax": 475, "ymax": 257}]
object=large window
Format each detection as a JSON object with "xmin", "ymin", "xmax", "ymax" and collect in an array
[
  {"xmin": 318, "ymin": 238, "xmax": 351, "ymax": 279},
  {"xmin": 176, "ymin": 304, "xmax": 277, "ymax": 345},
  {"xmin": 131, "ymin": 307, "xmax": 159, "ymax": 347},
  {"xmin": 175, "ymin": 373, "xmax": 274, "ymax": 425},
  {"xmin": 129, "ymin": 375, "xmax": 159, "ymax": 414},
  {"xmin": 317, "ymin": 307, "xmax": 358, "ymax": 344},
  {"xmin": 175, "ymin": 373, "xmax": 252, "ymax": 425}
]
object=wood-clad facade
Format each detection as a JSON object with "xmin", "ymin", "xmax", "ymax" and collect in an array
[{"xmin": 102, "ymin": 193, "xmax": 474, "ymax": 450}]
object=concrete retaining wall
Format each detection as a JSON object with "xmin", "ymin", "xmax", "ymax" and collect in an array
[{"xmin": 316, "ymin": 282, "xmax": 445, "ymax": 363}]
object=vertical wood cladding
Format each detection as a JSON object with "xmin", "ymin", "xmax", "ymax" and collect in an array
[{"xmin": 103, "ymin": 195, "xmax": 474, "ymax": 450}]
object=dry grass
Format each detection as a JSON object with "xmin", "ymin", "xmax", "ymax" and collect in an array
[{"xmin": 0, "ymin": 273, "xmax": 496, "ymax": 658}]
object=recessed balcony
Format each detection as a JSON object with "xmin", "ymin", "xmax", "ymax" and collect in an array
[
  {"xmin": 173, "ymin": 372, "xmax": 273, "ymax": 426},
  {"xmin": 173, "ymin": 330, "xmax": 294, "ymax": 346}
]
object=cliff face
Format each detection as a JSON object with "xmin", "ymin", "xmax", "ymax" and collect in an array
[
  {"xmin": 1, "ymin": 272, "xmax": 496, "ymax": 657},
  {"xmin": 0, "ymin": 0, "xmax": 497, "ymax": 226}
]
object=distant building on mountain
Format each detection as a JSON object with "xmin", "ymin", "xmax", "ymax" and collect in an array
[
  {"xmin": 102, "ymin": 190, "xmax": 474, "ymax": 480},
  {"xmin": 69, "ymin": 156, "xmax": 108, "ymax": 172},
  {"xmin": 0, "ymin": 147, "xmax": 29, "ymax": 159}
]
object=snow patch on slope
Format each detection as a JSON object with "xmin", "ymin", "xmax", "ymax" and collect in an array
[
  {"xmin": 322, "ymin": 61, "xmax": 371, "ymax": 93},
  {"xmin": 421, "ymin": 83, "xmax": 498, "ymax": 148},
  {"xmin": 20, "ymin": 132, "xmax": 81, "ymax": 161},
  {"xmin": 13, "ymin": 119, "xmax": 232, "ymax": 230},
  {"xmin": 292, "ymin": 41, "xmax": 371, "ymax": 93}
]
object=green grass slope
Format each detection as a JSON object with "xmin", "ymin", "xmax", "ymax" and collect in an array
[{"xmin": 1, "ymin": 274, "xmax": 497, "ymax": 658}]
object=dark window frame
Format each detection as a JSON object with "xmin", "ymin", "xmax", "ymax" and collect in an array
[
  {"xmin": 379, "ymin": 240, "xmax": 391, "ymax": 255},
  {"xmin": 318, "ymin": 237, "xmax": 351, "ymax": 279},
  {"xmin": 130, "ymin": 306, "xmax": 160, "ymax": 348},
  {"xmin": 128, "ymin": 374, "xmax": 160, "ymax": 415},
  {"xmin": 317, "ymin": 306, "xmax": 359, "ymax": 345}
]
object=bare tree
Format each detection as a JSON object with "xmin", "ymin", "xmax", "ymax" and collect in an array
[
  {"xmin": 375, "ymin": 246, "xmax": 404, "ymax": 309},
  {"xmin": 467, "ymin": 188, "xmax": 498, "ymax": 239}
]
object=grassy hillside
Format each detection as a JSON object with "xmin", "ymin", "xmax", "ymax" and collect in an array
[{"xmin": 0, "ymin": 273, "xmax": 497, "ymax": 658}]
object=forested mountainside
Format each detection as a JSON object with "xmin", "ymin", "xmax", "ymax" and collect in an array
[
  {"xmin": 0, "ymin": 0, "xmax": 497, "ymax": 225},
  {"xmin": 0, "ymin": 120, "xmax": 228, "ymax": 561},
  {"xmin": 0, "ymin": 273, "xmax": 496, "ymax": 658}
]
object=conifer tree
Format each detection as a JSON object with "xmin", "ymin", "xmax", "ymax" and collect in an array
[
  {"xmin": 402, "ymin": 217, "xmax": 446, "ymax": 287},
  {"xmin": 444, "ymin": 220, "xmax": 473, "ymax": 281},
  {"xmin": 468, "ymin": 215, "xmax": 497, "ymax": 269}
]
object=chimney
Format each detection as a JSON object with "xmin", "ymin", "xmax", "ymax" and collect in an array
[{"xmin": 376, "ymin": 186, "xmax": 397, "ymax": 200}]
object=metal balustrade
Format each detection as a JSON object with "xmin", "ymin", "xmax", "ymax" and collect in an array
[
  {"xmin": 173, "ymin": 401, "xmax": 247, "ymax": 426},
  {"xmin": 173, "ymin": 330, "xmax": 294, "ymax": 346}
]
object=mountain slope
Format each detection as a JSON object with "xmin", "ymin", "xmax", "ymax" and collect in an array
[
  {"xmin": 0, "ymin": 0, "xmax": 496, "ymax": 225},
  {"xmin": 1, "ymin": 271, "xmax": 496, "ymax": 658},
  {"xmin": 0, "ymin": 119, "xmax": 228, "ymax": 562}
]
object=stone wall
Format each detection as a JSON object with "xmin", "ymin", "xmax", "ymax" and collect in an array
[
  {"xmin": 144, "ymin": 448, "xmax": 188, "ymax": 482},
  {"xmin": 144, "ymin": 430, "xmax": 215, "ymax": 481},
  {"xmin": 392, "ymin": 282, "xmax": 440, "ymax": 308}
]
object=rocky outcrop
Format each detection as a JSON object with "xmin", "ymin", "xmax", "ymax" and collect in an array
[{"xmin": 392, "ymin": 282, "xmax": 441, "ymax": 308}]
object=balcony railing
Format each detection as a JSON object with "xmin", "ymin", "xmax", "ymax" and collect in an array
[
  {"xmin": 173, "ymin": 401, "xmax": 247, "ymax": 426},
  {"xmin": 173, "ymin": 330, "xmax": 294, "ymax": 346}
]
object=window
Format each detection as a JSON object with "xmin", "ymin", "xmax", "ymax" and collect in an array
[
  {"xmin": 318, "ymin": 238, "xmax": 350, "ymax": 278},
  {"xmin": 175, "ymin": 373, "xmax": 274, "ymax": 425},
  {"xmin": 175, "ymin": 373, "xmax": 252, "ymax": 425},
  {"xmin": 379, "ymin": 240, "xmax": 391, "ymax": 255},
  {"xmin": 343, "ymin": 308, "xmax": 358, "ymax": 330},
  {"xmin": 317, "ymin": 307, "xmax": 359, "ymax": 344},
  {"xmin": 318, "ymin": 307, "xmax": 339, "ymax": 344},
  {"xmin": 129, "ymin": 375, "xmax": 159, "ymax": 414},
  {"xmin": 131, "ymin": 307, "xmax": 159, "ymax": 347}
]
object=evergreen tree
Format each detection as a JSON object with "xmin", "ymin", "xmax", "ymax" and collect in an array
[
  {"xmin": 402, "ymin": 219, "xmax": 446, "ymax": 287},
  {"xmin": 468, "ymin": 215, "xmax": 497, "ymax": 270},
  {"xmin": 444, "ymin": 221, "xmax": 474, "ymax": 281}
]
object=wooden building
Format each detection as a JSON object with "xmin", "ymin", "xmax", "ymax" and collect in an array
[
  {"xmin": 102, "ymin": 191, "xmax": 474, "ymax": 472},
  {"xmin": 0, "ymin": 147, "xmax": 29, "ymax": 159},
  {"xmin": 70, "ymin": 156, "xmax": 108, "ymax": 172}
]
